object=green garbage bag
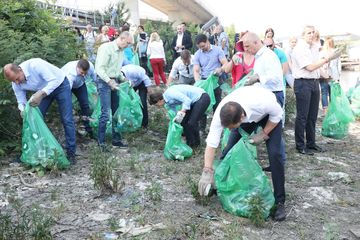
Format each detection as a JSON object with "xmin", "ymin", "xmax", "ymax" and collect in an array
[
  {"xmin": 21, "ymin": 103, "xmax": 69, "ymax": 169},
  {"xmin": 86, "ymin": 80, "xmax": 98, "ymax": 113},
  {"xmin": 131, "ymin": 53, "xmax": 140, "ymax": 66},
  {"xmin": 114, "ymin": 82, "xmax": 143, "ymax": 132},
  {"xmin": 147, "ymin": 58, "xmax": 153, "ymax": 73},
  {"xmin": 233, "ymin": 70, "xmax": 254, "ymax": 90},
  {"xmin": 194, "ymin": 74, "xmax": 219, "ymax": 113},
  {"xmin": 164, "ymin": 110, "xmax": 193, "ymax": 160},
  {"xmin": 322, "ymin": 82, "xmax": 355, "ymax": 139},
  {"xmin": 89, "ymin": 99, "xmax": 112, "ymax": 137},
  {"xmin": 215, "ymin": 133, "xmax": 275, "ymax": 218},
  {"xmin": 348, "ymin": 85, "xmax": 360, "ymax": 118}
]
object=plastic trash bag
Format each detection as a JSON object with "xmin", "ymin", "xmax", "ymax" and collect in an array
[
  {"xmin": 114, "ymin": 82, "xmax": 143, "ymax": 133},
  {"xmin": 322, "ymin": 82, "xmax": 355, "ymax": 139},
  {"xmin": 86, "ymin": 80, "xmax": 98, "ymax": 113},
  {"xmin": 89, "ymin": 99, "xmax": 112, "ymax": 138},
  {"xmin": 147, "ymin": 58, "xmax": 153, "ymax": 73},
  {"xmin": 21, "ymin": 103, "xmax": 69, "ymax": 169},
  {"xmin": 194, "ymin": 74, "xmax": 219, "ymax": 113},
  {"xmin": 164, "ymin": 110, "xmax": 193, "ymax": 160},
  {"xmin": 214, "ymin": 133, "xmax": 275, "ymax": 219},
  {"xmin": 131, "ymin": 53, "xmax": 140, "ymax": 66},
  {"xmin": 347, "ymin": 85, "xmax": 360, "ymax": 118}
]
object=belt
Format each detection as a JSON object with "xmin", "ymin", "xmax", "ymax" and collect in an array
[
  {"xmin": 296, "ymin": 78, "xmax": 318, "ymax": 81},
  {"xmin": 272, "ymin": 91, "xmax": 283, "ymax": 93}
]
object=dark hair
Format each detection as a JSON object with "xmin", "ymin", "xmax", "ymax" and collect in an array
[
  {"xmin": 98, "ymin": 24, "xmax": 104, "ymax": 32},
  {"xmin": 195, "ymin": 34, "xmax": 208, "ymax": 45},
  {"xmin": 149, "ymin": 90, "xmax": 164, "ymax": 105},
  {"xmin": 77, "ymin": 59, "xmax": 90, "ymax": 71},
  {"xmin": 138, "ymin": 25, "xmax": 144, "ymax": 31},
  {"xmin": 121, "ymin": 25, "xmax": 130, "ymax": 32},
  {"xmin": 220, "ymin": 102, "xmax": 244, "ymax": 127},
  {"xmin": 265, "ymin": 28, "xmax": 275, "ymax": 37}
]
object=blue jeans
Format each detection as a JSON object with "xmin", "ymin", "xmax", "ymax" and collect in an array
[
  {"xmin": 320, "ymin": 79, "xmax": 330, "ymax": 108},
  {"xmin": 39, "ymin": 78, "xmax": 76, "ymax": 155},
  {"xmin": 96, "ymin": 79, "xmax": 122, "ymax": 145},
  {"xmin": 72, "ymin": 83, "xmax": 91, "ymax": 133}
]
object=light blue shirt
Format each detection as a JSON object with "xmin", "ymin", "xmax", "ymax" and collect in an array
[
  {"xmin": 61, "ymin": 60, "xmax": 97, "ymax": 89},
  {"xmin": 163, "ymin": 84, "xmax": 205, "ymax": 112},
  {"xmin": 193, "ymin": 45, "xmax": 225, "ymax": 79},
  {"xmin": 217, "ymin": 31, "xmax": 229, "ymax": 56},
  {"xmin": 121, "ymin": 64, "xmax": 151, "ymax": 87},
  {"xmin": 12, "ymin": 58, "xmax": 65, "ymax": 108},
  {"xmin": 253, "ymin": 46, "xmax": 284, "ymax": 92}
]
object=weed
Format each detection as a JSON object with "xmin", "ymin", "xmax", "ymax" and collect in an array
[
  {"xmin": 145, "ymin": 181, "xmax": 163, "ymax": 203},
  {"xmin": 107, "ymin": 217, "xmax": 118, "ymax": 231},
  {"xmin": 89, "ymin": 148, "xmax": 123, "ymax": 194},
  {"xmin": 50, "ymin": 189, "xmax": 58, "ymax": 201},
  {"xmin": 248, "ymin": 194, "xmax": 266, "ymax": 227},
  {"xmin": 131, "ymin": 204, "xmax": 144, "ymax": 214},
  {"xmin": 135, "ymin": 215, "xmax": 146, "ymax": 226},
  {"xmin": 324, "ymin": 223, "xmax": 340, "ymax": 240},
  {"xmin": 223, "ymin": 221, "xmax": 243, "ymax": 239},
  {"xmin": 0, "ymin": 197, "xmax": 54, "ymax": 240}
]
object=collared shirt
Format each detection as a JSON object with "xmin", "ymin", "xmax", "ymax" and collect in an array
[
  {"xmin": 121, "ymin": 64, "xmax": 151, "ymax": 87},
  {"xmin": 163, "ymin": 84, "xmax": 205, "ymax": 112},
  {"xmin": 253, "ymin": 46, "xmax": 284, "ymax": 92},
  {"xmin": 193, "ymin": 44, "xmax": 225, "ymax": 79},
  {"xmin": 12, "ymin": 58, "xmax": 65, "ymax": 109},
  {"xmin": 176, "ymin": 33, "xmax": 184, "ymax": 53},
  {"xmin": 292, "ymin": 39, "xmax": 321, "ymax": 79},
  {"xmin": 95, "ymin": 41, "xmax": 125, "ymax": 83},
  {"xmin": 206, "ymin": 86, "xmax": 283, "ymax": 148},
  {"xmin": 61, "ymin": 60, "xmax": 97, "ymax": 89},
  {"xmin": 169, "ymin": 55, "xmax": 195, "ymax": 79}
]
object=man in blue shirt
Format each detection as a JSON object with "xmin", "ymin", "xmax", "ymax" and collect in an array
[
  {"xmin": 149, "ymin": 84, "xmax": 210, "ymax": 148},
  {"xmin": 121, "ymin": 64, "xmax": 151, "ymax": 128},
  {"xmin": 3, "ymin": 58, "xmax": 76, "ymax": 163},
  {"xmin": 62, "ymin": 59, "xmax": 97, "ymax": 138}
]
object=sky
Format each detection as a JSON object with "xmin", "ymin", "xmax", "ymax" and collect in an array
[{"xmin": 46, "ymin": 0, "xmax": 360, "ymax": 38}]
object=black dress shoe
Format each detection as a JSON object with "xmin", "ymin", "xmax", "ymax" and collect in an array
[
  {"xmin": 307, "ymin": 144, "xmax": 325, "ymax": 152},
  {"xmin": 274, "ymin": 203, "xmax": 286, "ymax": 221},
  {"xmin": 297, "ymin": 148, "xmax": 314, "ymax": 155}
]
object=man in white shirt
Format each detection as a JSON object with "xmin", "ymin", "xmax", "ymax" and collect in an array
[
  {"xmin": 197, "ymin": 85, "xmax": 286, "ymax": 221},
  {"xmin": 168, "ymin": 50, "xmax": 195, "ymax": 85},
  {"xmin": 171, "ymin": 24, "xmax": 193, "ymax": 61}
]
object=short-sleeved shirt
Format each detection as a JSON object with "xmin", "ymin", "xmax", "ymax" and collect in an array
[
  {"xmin": 217, "ymin": 31, "xmax": 229, "ymax": 56},
  {"xmin": 206, "ymin": 86, "xmax": 283, "ymax": 148},
  {"xmin": 291, "ymin": 39, "xmax": 321, "ymax": 79},
  {"xmin": 169, "ymin": 55, "xmax": 195, "ymax": 79},
  {"xmin": 193, "ymin": 45, "xmax": 225, "ymax": 79}
]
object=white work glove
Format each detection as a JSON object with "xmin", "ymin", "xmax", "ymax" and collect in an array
[
  {"xmin": 174, "ymin": 111, "xmax": 186, "ymax": 124},
  {"xmin": 108, "ymin": 79, "xmax": 119, "ymax": 91},
  {"xmin": 29, "ymin": 90, "xmax": 46, "ymax": 107},
  {"xmin": 328, "ymin": 49, "xmax": 342, "ymax": 62},
  {"xmin": 244, "ymin": 74, "xmax": 259, "ymax": 86},
  {"xmin": 198, "ymin": 168, "xmax": 214, "ymax": 196},
  {"xmin": 249, "ymin": 130, "xmax": 269, "ymax": 145}
]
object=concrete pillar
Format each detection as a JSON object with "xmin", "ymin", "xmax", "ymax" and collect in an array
[{"xmin": 124, "ymin": 0, "xmax": 140, "ymax": 26}]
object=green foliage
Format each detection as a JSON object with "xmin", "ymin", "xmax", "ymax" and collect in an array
[
  {"xmin": 91, "ymin": 0, "xmax": 130, "ymax": 27},
  {"xmin": 225, "ymin": 24, "xmax": 236, "ymax": 55},
  {"xmin": 89, "ymin": 147, "xmax": 123, "ymax": 194},
  {"xmin": 0, "ymin": 198, "xmax": 54, "ymax": 240},
  {"xmin": 0, "ymin": 0, "xmax": 81, "ymax": 155},
  {"xmin": 248, "ymin": 194, "xmax": 266, "ymax": 227},
  {"xmin": 188, "ymin": 177, "xmax": 210, "ymax": 206},
  {"xmin": 145, "ymin": 181, "xmax": 163, "ymax": 203}
]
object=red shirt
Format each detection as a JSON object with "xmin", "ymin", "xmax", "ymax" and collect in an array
[{"xmin": 231, "ymin": 52, "xmax": 255, "ymax": 87}]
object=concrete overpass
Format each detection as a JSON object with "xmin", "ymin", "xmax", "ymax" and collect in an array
[{"xmin": 126, "ymin": 0, "xmax": 214, "ymax": 26}]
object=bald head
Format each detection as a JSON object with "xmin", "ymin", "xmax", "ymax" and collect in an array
[
  {"xmin": 240, "ymin": 32, "xmax": 263, "ymax": 55},
  {"xmin": 3, "ymin": 64, "xmax": 26, "ymax": 84}
]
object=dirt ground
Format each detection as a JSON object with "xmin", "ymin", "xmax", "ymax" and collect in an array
[{"xmin": 1, "ymin": 92, "xmax": 360, "ymax": 240}]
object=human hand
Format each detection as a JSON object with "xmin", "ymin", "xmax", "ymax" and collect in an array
[
  {"xmin": 20, "ymin": 110, "xmax": 24, "ymax": 119},
  {"xmin": 198, "ymin": 168, "xmax": 214, "ymax": 196},
  {"xmin": 249, "ymin": 130, "xmax": 269, "ymax": 145},
  {"xmin": 232, "ymin": 54, "xmax": 242, "ymax": 65},
  {"xmin": 214, "ymin": 67, "xmax": 223, "ymax": 76},
  {"xmin": 108, "ymin": 79, "xmax": 119, "ymax": 91},
  {"xmin": 174, "ymin": 111, "xmax": 186, "ymax": 124},
  {"xmin": 29, "ymin": 90, "xmax": 46, "ymax": 107},
  {"xmin": 244, "ymin": 74, "xmax": 259, "ymax": 86}
]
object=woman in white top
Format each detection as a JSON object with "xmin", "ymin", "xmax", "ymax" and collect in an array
[
  {"xmin": 147, "ymin": 32, "xmax": 167, "ymax": 86},
  {"xmin": 95, "ymin": 25, "xmax": 110, "ymax": 52}
]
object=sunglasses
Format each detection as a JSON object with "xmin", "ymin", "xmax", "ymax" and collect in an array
[{"xmin": 266, "ymin": 44, "xmax": 274, "ymax": 49}]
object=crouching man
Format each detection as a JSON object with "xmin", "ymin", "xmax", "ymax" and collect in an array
[
  {"xmin": 198, "ymin": 85, "xmax": 286, "ymax": 221},
  {"xmin": 149, "ymin": 84, "xmax": 210, "ymax": 148},
  {"xmin": 3, "ymin": 58, "xmax": 76, "ymax": 163}
]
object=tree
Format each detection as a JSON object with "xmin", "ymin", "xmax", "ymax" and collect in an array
[{"xmin": 0, "ymin": 0, "xmax": 81, "ymax": 155}]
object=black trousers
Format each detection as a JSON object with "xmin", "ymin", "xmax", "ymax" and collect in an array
[
  {"xmin": 133, "ymin": 82, "xmax": 148, "ymax": 128},
  {"xmin": 181, "ymin": 93, "xmax": 210, "ymax": 147},
  {"xmin": 294, "ymin": 78, "xmax": 320, "ymax": 150},
  {"xmin": 221, "ymin": 116, "xmax": 285, "ymax": 204},
  {"xmin": 72, "ymin": 83, "xmax": 92, "ymax": 133}
]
